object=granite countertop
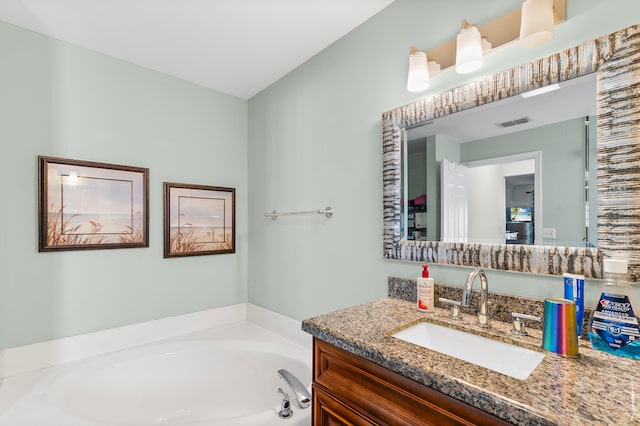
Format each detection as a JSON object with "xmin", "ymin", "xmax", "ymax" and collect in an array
[{"xmin": 302, "ymin": 297, "xmax": 640, "ymax": 425}]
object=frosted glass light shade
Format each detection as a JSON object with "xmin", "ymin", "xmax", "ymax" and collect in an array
[
  {"xmin": 455, "ymin": 24, "xmax": 483, "ymax": 74},
  {"xmin": 519, "ymin": 0, "xmax": 555, "ymax": 48},
  {"xmin": 407, "ymin": 47, "xmax": 429, "ymax": 92}
]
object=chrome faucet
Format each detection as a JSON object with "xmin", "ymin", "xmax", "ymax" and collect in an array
[
  {"xmin": 461, "ymin": 268, "xmax": 491, "ymax": 328},
  {"xmin": 278, "ymin": 369, "xmax": 311, "ymax": 409}
]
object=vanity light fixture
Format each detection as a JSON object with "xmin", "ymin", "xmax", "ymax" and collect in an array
[
  {"xmin": 455, "ymin": 20, "xmax": 483, "ymax": 74},
  {"xmin": 519, "ymin": 0, "xmax": 556, "ymax": 48},
  {"xmin": 407, "ymin": 46, "xmax": 429, "ymax": 92},
  {"xmin": 404, "ymin": 0, "xmax": 565, "ymax": 91}
]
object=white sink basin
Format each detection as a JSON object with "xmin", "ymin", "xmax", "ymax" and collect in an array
[{"xmin": 392, "ymin": 322, "xmax": 544, "ymax": 380}]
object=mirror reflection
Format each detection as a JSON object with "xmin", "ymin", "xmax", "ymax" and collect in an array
[{"xmin": 401, "ymin": 73, "xmax": 597, "ymax": 248}]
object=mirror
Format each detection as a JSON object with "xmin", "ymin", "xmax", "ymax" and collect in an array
[
  {"xmin": 382, "ymin": 24, "xmax": 640, "ymax": 280},
  {"xmin": 401, "ymin": 73, "xmax": 597, "ymax": 248}
]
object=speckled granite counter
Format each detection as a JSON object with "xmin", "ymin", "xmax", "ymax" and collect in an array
[{"xmin": 302, "ymin": 297, "xmax": 640, "ymax": 425}]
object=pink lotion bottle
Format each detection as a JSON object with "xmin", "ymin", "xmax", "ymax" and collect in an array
[{"xmin": 417, "ymin": 264, "xmax": 434, "ymax": 312}]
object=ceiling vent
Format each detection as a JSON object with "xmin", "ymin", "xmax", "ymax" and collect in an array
[{"xmin": 497, "ymin": 117, "xmax": 530, "ymax": 128}]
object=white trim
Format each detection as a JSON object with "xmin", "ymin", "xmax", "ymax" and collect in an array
[
  {"xmin": 1, "ymin": 304, "xmax": 308, "ymax": 379},
  {"xmin": 462, "ymin": 150, "xmax": 541, "ymax": 169},
  {"xmin": 246, "ymin": 304, "xmax": 312, "ymax": 350}
]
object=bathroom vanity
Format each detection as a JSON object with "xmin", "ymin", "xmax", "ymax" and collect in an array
[
  {"xmin": 302, "ymin": 295, "xmax": 640, "ymax": 425},
  {"xmin": 311, "ymin": 337, "xmax": 510, "ymax": 425}
]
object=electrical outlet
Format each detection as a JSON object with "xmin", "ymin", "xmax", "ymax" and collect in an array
[{"xmin": 542, "ymin": 228, "xmax": 556, "ymax": 239}]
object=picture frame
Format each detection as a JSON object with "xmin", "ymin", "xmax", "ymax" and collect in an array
[
  {"xmin": 163, "ymin": 182, "xmax": 235, "ymax": 258},
  {"xmin": 38, "ymin": 156, "xmax": 149, "ymax": 252}
]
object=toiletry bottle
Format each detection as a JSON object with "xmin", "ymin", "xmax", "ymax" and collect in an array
[
  {"xmin": 563, "ymin": 273, "xmax": 585, "ymax": 337},
  {"xmin": 588, "ymin": 259, "xmax": 640, "ymax": 359},
  {"xmin": 417, "ymin": 264, "xmax": 434, "ymax": 312}
]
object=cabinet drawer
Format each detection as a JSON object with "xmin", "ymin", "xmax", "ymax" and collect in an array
[{"xmin": 313, "ymin": 385, "xmax": 376, "ymax": 426}]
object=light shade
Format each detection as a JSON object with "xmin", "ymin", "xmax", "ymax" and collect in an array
[
  {"xmin": 407, "ymin": 46, "xmax": 429, "ymax": 92},
  {"xmin": 455, "ymin": 21, "xmax": 483, "ymax": 74},
  {"xmin": 519, "ymin": 0, "xmax": 555, "ymax": 48}
]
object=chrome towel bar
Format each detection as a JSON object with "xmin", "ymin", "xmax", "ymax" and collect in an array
[{"xmin": 265, "ymin": 206, "xmax": 333, "ymax": 220}]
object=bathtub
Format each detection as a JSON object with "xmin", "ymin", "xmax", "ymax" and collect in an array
[{"xmin": 0, "ymin": 320, "xmax": 312, "ymax": 425}]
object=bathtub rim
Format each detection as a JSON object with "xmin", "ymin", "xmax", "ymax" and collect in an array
[
  {"xmin": 44, "ymin": 337, "xmax": 311, "ymax": 426},
  {"xmin": 1, "ymin": 303, "xmax": 312, "ymax": 379}
]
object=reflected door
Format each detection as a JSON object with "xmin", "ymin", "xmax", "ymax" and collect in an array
[{"xmin": 441, "ymin": 159, "xmax": 468, "ymax": 242}]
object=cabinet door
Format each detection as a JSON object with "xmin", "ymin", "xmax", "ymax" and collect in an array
[{"xmin": 313, "ymin": 386, "xmax": 376, "ymax": 426}]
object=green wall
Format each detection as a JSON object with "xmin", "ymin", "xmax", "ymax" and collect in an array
[
  {"xmin": 2, "ymin": 0, "xmax": 639, "ymax": 351},
  {"xmin": 407, "ymin": 148, "xmax": 426, "ymax": 201},
  {"xmin": 0, "ymin": 21, "xmax": 248, "ymax": 349},
  {"xmin": 247, "ymin": 0, "xmax": 640, "ymax": 321}
]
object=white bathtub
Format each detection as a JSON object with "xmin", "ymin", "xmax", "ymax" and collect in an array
[{"xmin": 0, "ymin": 320, "xmax": 312, "ymax": 426}]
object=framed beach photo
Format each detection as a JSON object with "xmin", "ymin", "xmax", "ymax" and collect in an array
[
  {"xmin": 163, "ymin": 182, "xmax": 235, "ymax": 258},
  {"xmin": 38, "ymin": 156, "xmax": 149, "ymax": 252}
]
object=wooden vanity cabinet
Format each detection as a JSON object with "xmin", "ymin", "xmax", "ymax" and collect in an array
[{"xmin": 312, "ymin": 338, "xmax": 512, "ymax": 426}]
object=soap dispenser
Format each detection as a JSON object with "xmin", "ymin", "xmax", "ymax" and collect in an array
[{"xmin": 417, "ymin": 264, "xmax": 434, "ymax": 312}]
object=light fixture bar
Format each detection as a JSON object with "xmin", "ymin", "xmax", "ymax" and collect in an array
[{"xmin": 425, "ymin": 0, "xmax": 565, "ymax": 72}]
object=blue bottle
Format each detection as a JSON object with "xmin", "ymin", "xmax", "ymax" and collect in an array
[{"xmin": 588, "ymin": 259, "xmax": 640, "ymax": 359}]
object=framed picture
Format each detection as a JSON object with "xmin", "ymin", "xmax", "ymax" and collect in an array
[
  {"xmin": 38, "ymin": 156, "xmax": 149, "ymax": 252},
  {"xmin": 163, "ymin": 182, "xmax": 235, "ymax": 258}
]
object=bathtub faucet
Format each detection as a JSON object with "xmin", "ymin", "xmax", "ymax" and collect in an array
[{"xmin": 278, "ymin": 369, "xmax": 311, "ymax": 409}]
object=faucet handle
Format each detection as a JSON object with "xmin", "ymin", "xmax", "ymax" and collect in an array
[
  {"xmin": 439, "ymin": 297, "xmax": 462, "ymax": 321},
  {"xmin": 277, "ymin": 388, "xmax": 294, "ymax": 419},
  {"xmin": 511, "ymin": 312, "xmax": 541, "ymax": 336}
]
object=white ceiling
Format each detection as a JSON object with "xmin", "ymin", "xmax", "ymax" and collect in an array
[{"xmin": 0, "ymin": 0, "xmax": 394, "ymax": 99}]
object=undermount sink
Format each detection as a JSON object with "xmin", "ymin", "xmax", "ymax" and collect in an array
[{"xmin": 392, "ymin": 322, "xmax": 544, "ymax": 380}]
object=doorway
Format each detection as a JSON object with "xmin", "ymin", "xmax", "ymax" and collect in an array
[{"xmin": 505, "ymin": 174, "xmax": 535, "ymax": 245}]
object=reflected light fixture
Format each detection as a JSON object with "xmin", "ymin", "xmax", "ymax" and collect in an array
[
  {"xmin": 455, "ymin": 20, "xmax": 483, "ymax": 74},
  {"xmin": 407, "ymin": 46, "xmax": 429, "ymax": 92},
  {"xmin": 519, "ymin": 0, "xmax": 555, "ymax": 48},
  {"xmin": 520, "ymin": 83, "xmax": 560, "ymax": 98}
]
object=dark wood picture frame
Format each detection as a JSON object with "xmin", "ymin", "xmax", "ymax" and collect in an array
[
  {"xmin": 163, "ymin": 182, "xmax": 236, "ymax": 258},
  {"xmin": 38, "ymin": 156, "xmax": 149, "ymax": 252}
]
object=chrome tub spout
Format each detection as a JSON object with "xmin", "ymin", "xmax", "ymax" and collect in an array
[{"xmin": 278, "ymin": 369, "xmax": 311, "ymax": 409}]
